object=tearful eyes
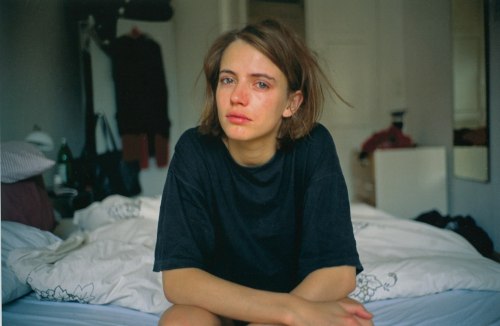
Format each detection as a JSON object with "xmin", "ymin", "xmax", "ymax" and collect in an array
[
  {"xmin": 220, "ymin": 77, "xmax": 234, "ymax": 85},
  {"xmin": 256, "ymin": 81, "xmax": 269, "ymax": 89},
  {"xmin": 218, "ymin": 77, "xmax": 270, "ymax": 90}
]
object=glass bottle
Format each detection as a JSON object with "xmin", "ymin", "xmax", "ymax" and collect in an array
[{"xmin": 57, "ymin": 138, "xmax": 74, "ymax": 187}]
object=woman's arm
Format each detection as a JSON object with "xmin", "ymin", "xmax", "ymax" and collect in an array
[
  {"xmin": 289, "ymin": 266, "xmax": 373, "ymax": 326},
  {"xmin": 245, "ymin": 266, "xmax": 372, "ymax": 326},
  {"xmin": 162, "ymin": 267, "xmax": 372, "ymax": 325},
  {"xmin": 291, "ymin": 265, "xmax": 356, "ymax": 301},
  {"xmin": 162, "ymin": 268, "xmax": 292, "ymax": 325}
]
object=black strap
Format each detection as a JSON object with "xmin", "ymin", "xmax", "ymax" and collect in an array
[
  {"xmin": 96, "ymin": 113, "xmax": 118, "ymax": 152},
  {"xmin": 82, "ymin": 49, "xmax": 96, "ymax": 157}
]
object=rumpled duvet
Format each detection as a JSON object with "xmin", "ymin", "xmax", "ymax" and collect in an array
[
  {"xmin": 8, "ymin": 195, "xmax": 170, "ymax": 314},
  {"xmin": 349, "ymin": 204, "xmax": 500, "ymax": 302},
  {"xmin": 8, "ymin": 196, "xmax": 500, "ymax": 314}
]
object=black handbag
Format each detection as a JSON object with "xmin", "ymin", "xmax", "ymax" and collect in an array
[{"xmin": 76, "ymin": 114, "xmax": 141, "ymax": 201}]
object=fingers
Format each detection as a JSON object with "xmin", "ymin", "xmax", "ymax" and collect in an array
[
  {"xmin": 354, "ymin": 315, "xmax": 375, "ymax": 326},
  {"xmin": 338, "ymin": 298, "xmax": 373, "ymax": 320}
]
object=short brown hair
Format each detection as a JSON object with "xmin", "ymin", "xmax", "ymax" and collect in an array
[{"xmin": 199, "ymin": 19, "xmax": 332, "ymax": 145}]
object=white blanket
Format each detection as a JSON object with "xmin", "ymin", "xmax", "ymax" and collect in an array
[
  {"xmin": 8, "ymin": 197, "xmax": 500, "ymax": 314},
  {"xmin": 8, "ymin": 218, "xmax": 170, "ymax": 314},
  {"xmin": 9, "ymin": 195, "xmax": 169, "ymax": 314},
  {"xmin": 350, "ymin": 204, "xmax": 500, "ymax": 302}
]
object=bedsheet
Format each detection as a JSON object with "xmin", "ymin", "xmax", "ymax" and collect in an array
[
  {"xmin": 365, "ymin": 289, "xmax": 500, "ymax": 326},
  {"xmin": 3, "ymin": 288, "xmax": 499, "ymax": 326},
  {"xmin": 6, "ymin": 197, "xmax": 500, "ymax": 316},
  {"xmin": 2, "ymin": 292, "xmax": 160, "ymax": 326}
]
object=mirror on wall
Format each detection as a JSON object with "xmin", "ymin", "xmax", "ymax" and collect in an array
[{"xmin": 452, "ymin": 0, "xmax": 489, "ymax": 182}]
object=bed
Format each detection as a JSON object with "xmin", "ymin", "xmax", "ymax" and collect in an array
[{"xmin": 2, "ymin": 192, "xmax": 500, "ymax": 326}]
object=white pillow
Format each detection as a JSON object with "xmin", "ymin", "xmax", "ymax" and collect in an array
[
  {"xmin": 0, "ymin": 141, "xmax": 55, "ymax": 183},
  {"xmin": 1, "ymin": 221, "xmax": 61, "ymax": 303}
]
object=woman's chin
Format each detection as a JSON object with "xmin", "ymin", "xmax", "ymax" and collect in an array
[{"xmin": 222, "ymin": 126, "xmax": 252, "ymax": 141}]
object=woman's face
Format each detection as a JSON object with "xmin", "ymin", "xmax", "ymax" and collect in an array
[{"xmin": 216, "ymin": 40, "xmax": 302, "ymax": 148}]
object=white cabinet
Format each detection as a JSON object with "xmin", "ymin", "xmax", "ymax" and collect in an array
[{"xmin": 352, "ymin": 147, "xmax": 448, "ymax": 219}]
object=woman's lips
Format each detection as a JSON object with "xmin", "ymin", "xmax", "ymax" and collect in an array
[{"xmin": 226, "ymin": 113, "xmax": 251, "ymax": 124}]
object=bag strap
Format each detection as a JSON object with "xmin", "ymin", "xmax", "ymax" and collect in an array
[{"xmin": 96, "ymin": 113, "xmax": 118, "ymax": 152}]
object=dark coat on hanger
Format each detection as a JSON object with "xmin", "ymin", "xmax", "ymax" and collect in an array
[{"xmin": 110, "ymin": 32, "xmax": 170, "ymax": 168}]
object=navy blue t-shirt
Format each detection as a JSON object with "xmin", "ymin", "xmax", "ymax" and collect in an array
[{"xmin": 153, "ymin": 123, "xmax": 362, "ymax": 292}]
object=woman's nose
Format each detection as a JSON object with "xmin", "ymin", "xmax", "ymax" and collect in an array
[{"xmin": 230, "ymin": 83, "xmax": 249, "ymax": 106}]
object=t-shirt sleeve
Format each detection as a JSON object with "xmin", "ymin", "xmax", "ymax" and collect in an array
[
  {"xmin": 153, "ymin": 132, "xmax": 215, "ymax": 272},
  {"xmin": 297, "ymin": 126, "xmax": 362, "ymax": 279}
]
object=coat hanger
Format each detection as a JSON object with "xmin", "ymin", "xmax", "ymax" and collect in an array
[{"xmin": 129, "ymin": 26, "xmax": 142, "ymax": 39}]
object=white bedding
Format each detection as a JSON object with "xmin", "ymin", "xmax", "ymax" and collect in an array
[
  {"xmin": 365, "ymin": 290, "xmax": 500, "ymax": 326},
  {"xmin": 3, "ymin": 292, "xmax": 160, "ymax": 326},
  {"xmin": 7, "ymin": 197, "xmax": 500, "ymax": 314},
  {"xmin": 4, "ymin": 289, "xmax": 499, "ymax": 326},
  {"xmin": 349, "ymin": 204, "xmax": 500, "ymax": 302}
]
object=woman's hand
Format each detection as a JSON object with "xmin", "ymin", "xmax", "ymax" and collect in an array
[
  {"xmin": 162, "ymin": 268, "xmax": 372, "ymax": 326},
  {"xmin": 290, "ymin": 298, "xmax": 372, "ymax": 326},
  {"xmin": 273, "ymin": 266, "xmax": 373, "ymax": 325},
  {"xmin": 248, "ymin": 297, "xmax": 373, "ymax": 326},
  {"xmin": 337, "ymin": 297, "xmax": 373, "ymax": 321}
]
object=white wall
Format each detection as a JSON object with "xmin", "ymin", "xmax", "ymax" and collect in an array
[
  {"xmin": 169, "ymin": 0, "xmax": 220, "ymax": 144},
  {"xmin": 305, "ymin": 0, "xmax": 410, "ymax": 198},
  {"xmin": 0, "ymin": 0, "xmax": 84, "ymax": 170},
  {"xmin": 403, "ymin": 0, "xmax": 454, "ymax": 148}
]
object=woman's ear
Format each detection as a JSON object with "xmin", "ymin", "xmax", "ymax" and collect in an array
[{"xmin": 283, "ymin": 91, "xmax": 303, "ymax": 118}]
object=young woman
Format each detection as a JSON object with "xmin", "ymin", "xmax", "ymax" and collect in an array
[{"xmin": 154, "ymin": 19, "xmax": 373, "ymax": 326}]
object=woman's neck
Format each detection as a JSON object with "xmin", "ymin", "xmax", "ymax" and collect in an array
[{"xmin": 224, "ymin": 138, "xmax": 277, "ymax": 167}]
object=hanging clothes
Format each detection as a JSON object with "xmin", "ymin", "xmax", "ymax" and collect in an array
[{"xmin": 110, "ymin": 30, "xmax": 170, "ymax": 169}]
